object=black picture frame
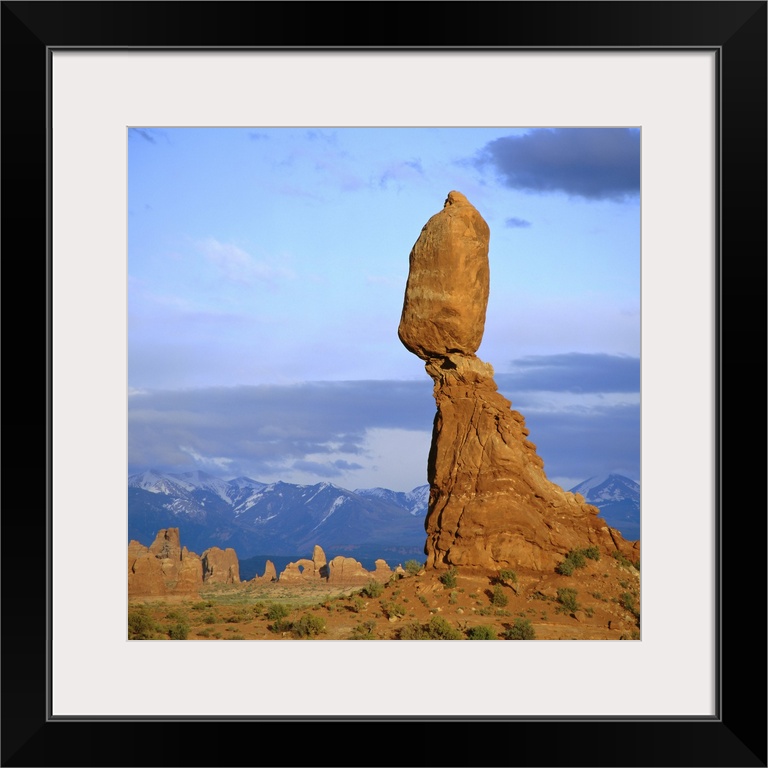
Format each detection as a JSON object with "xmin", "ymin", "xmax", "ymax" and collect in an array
[{"xmin": 3, "ymin": 2, "xmax": 765, "ymax": 766}]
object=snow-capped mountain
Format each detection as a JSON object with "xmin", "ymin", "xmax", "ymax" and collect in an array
[
  {"xmin": 353, "ymin": 484, "xmax": 429, "ymax": 516},
  {"xmin": 128, "ymin": 470, "xmax": 428, "ymax": 560},
  {"xmin": 569, "ymin": 474, "xmax": 640, "ymax": 541}
]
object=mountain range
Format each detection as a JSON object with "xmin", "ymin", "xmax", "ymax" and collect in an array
[
  {"xmin": 570, "ymin": 473, "xmax": 641, "ymax": 541},
  {"xmin": 128, "ymin": 469, "xmax": 639, "ymax": 566}
]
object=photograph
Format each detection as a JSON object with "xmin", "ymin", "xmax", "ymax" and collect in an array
[
  {"xmin": 127, "ymin": 126, "xmax": 642, "ymax": 643},
  {"xmin": 3, "ymin": 0, "xmax": 764, "ymax": 763}
]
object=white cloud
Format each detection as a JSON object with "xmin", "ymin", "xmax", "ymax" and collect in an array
[{"xmin": 197, "ymin": 238, "xmax": 294, "ymax": 285}]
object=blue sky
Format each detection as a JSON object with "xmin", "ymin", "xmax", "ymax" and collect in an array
[{"xmin": 128, "ymin": 127, "xmax": 640, "ymax": 492}]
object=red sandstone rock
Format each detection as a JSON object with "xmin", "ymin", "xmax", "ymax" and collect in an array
[
  {"xmin": 201, "ymin": 546, "xmax": 240, "ymax": 584},
  {"xmin": 399, "ymin": 193, "xmax": 636, "ymax": 572},
  {"xmin": 128, "ymin": 528, "xmax": 202, "ymax": 596},
  {"xmin": 327, "ymin": 555, "xmax": 373, "ymax": 585},
  {"xmin": 398, "ymin": 190, "xmax": 490, "ymax": 360}
]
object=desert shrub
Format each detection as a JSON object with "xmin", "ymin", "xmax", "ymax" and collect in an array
[
  {"xmin": 202, "ymin": 612, "xmax": 217, "ymax": 625},
  {"xmin": 449, "ymin": 590, "xmax": 459, "ymax": 605},
  {"xmin": 612, "ymin": 550, "xmax": 637, "ymax": 570},
  {"xmin": 490, "ymin": 584, "xmax": 509, "ymax": 607},
  {"xmin": 382, "ymin": 602, "xmax": 407, "ymax": 619},
  {"xmin": 498, "ymin": 569, "xmax": 518, "ymax": 585},
  {"xmin": 128, "ymin": 609, "xmax": 157, "ymax": 640},
  {"xmin": 351, "ymin": 597, "xmax": 364, "ymax": 613},
  {"xmin": 556, "ymin": 547, "xmax": 602, "ymax": 575},
  {"xmin": 404, "ymin": 559, "xmax": 422, "ymax": 576},
  {"xmin": 619, "ymin": 592, "xmax": 640, "ymax": 619},
  {"xmin": 266, "ymin": 603, "xmax": 289, "ymax": 621},
  {"xmin": 361, "ymin": 581, "xmax": 383, "ymax": 599},
  {"xmin": 164, "ymin": 609, "xmax": 188, "ymax": 622},
  {"xmin": 585, "ymin": 606, "xmax": 595, "ymax": 618},
  {"xmin": 349, "ymin": 621, "xmax": 377, "ymax": 640},
  {"xmin": 439, "ymin": 568, "xmax": 458, "ymax": 588},
  {"xmin": 426, "ymin": 616, "xmax": 461, "ymax": 639},
  {"xmin": 467, "ymin": 624, "xmax": 497, "ymax": 640},
  {"xmin": 398, "ymin": 621, "xmax": 429, "ymax": 639},
  {"xmin": 167, "ymin": 621, "xmax": 189, "ymax": 640},
  {"xmin": 266, "ymin": 603, "xmax": 291, "ymax": 632},
  {"xmin": 196, "ymin": 628, "xmax": 212, "ymax": 638},
  {"xmin": 292, "ymin": 613, "xmax": 326, "ymax": 638},
  {"xmin": 398, "ymin": 615, "xmax": 461, "ymax": 640},
  {"xmin": 504, "ymin": 618, "xmax": 536, "ymax": 640},
  {"xmin": 418, "ymin": 594, "xmax": 430, "ymax": 607},
  {"xmin": 224, "ymin": 633, "xmax": 245, "ymax": 640},
  {"xmin": 556, "ymin": 587, "xmax": 579, "ymax": 613}
]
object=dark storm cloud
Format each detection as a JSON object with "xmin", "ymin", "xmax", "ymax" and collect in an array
[
  {"xmin": 505, "ymin": 217, "xmax": 531, "ymax": 229},
  {"xmin": 128, "ymin": 381, "xmax": 435, "ymax": 478},
  {"xmin": 129, "ymin": 359, "xmax": 639, "ymax": 485},
  {"xmin": 497, "ymin": 353, "xmax": 640, "ymax": 394},
  {"xmin": 475, "ymin": 128, "xmax": 640, "ymax": 201},
  {"xmin": 520, "ymin": 402, "xmax": 640, "ymax": 484}
]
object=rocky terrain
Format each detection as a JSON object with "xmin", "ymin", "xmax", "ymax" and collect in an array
[{"xmin": 128, "ymin": 530, "xmax": 640, "ymax": 641}]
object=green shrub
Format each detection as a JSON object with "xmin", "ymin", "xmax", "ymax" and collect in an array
[
  {"xmin": 504, "ymin": 618, "xmax": 536, "ymax": 640},
  {"xmin": 556, "ymin": 547, "xmax": 600, "ymax": 575},
  {"xmin": 612, "ymin": 550, "xmax": 636, "ymax": 570},
  {"xmin": 398, "ymin": 621, "xmax": 429, "ymax": 639},
  {"xmin": 351, "ymin": 597, "xmax": 364, "ymax": 613},
  {"xmin": 292, "ymin": 613, "xmax": 326, "ymax": 638},
  {"xmin": 382, "ymin": 602, "xmax": 407, "ymax": 619},
  {"xmin": 490, "ymin": 584, "xmax": 509, "ymax": 607},
  {"xmin": 167, "ymin": 621, "xmax": 189, "ymax": 640},
  {"xmin": 404, "ymin": 559, "xmax": 422, "ymax": 576},
  {"xmin": 439, "ymin": 568, "xmax": 458, "ymax": 588},
  {"xmin": 619, "ymin": 592, "xmax": 640, "ymax": 619},
  {"xmin": 202, "ymin": 612, "xmax": 217, "ymax": 625},
  {"xmin": 349, "ymin": 621, "xmax": 377, "ymax": 640},
  {"xmin": 361, "ymin": 580, "xmax": 383, "ymax": 598},
  {"xmin": 449, "ymin": 590, "xmax": 459, "ymax": 605},
  {"xmin": 556, "ymin": 587, "xmax": 579, "ymax": 613},
  {"xmin": 467, "ymin": 624, "xmax": 497, "ymax": 640},
  {"xmin": 498, "ymin": 569, "xmax": 518, "ymax": 585},
  {"xmin": 398, "ymin": 615, "xmax": 461, "ymax": 640},
  {"xmin": 266, "ymin": 603, "xmax": 291, "ymax": 632},
  {"xmin": 128, "ymin": 609, "xmax": 157, "ymax": 640}
]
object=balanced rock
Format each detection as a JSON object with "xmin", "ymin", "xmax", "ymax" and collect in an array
[
  {"xmin": 398, "ymin": 190, "xmax": 490, "ymax": 360},
  {"xmin": 201, "ymin": 546, "xmax": 240, "ymax": 584},
  {"xmin": 399, "ymin": 193, "xmax": 637, "ymax": 572}
]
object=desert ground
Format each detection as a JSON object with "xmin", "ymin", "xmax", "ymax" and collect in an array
[{"xmin": 128, "ymin": 550, "xmax": 640, "ymax": 641}]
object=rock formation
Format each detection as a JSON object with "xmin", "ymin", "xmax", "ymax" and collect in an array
[
  {"xmin": 128, "ymin": 528, "xmax": 203, "ymax": 596},
  {"xmin": 201, "ymin": 546, "xmax": 240, "ymax": 584},
  {"xmin": 399, "ymin": 191, "xmax": 638, "ymax": 572},
  {"xmin": 278, "ymin": 545, "xmax": 330, "ymax": 583}
]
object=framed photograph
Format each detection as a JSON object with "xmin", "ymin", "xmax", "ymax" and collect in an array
[{"xmin": 5, "ymin": 1, "xmax": 765, "ymax": 765}]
